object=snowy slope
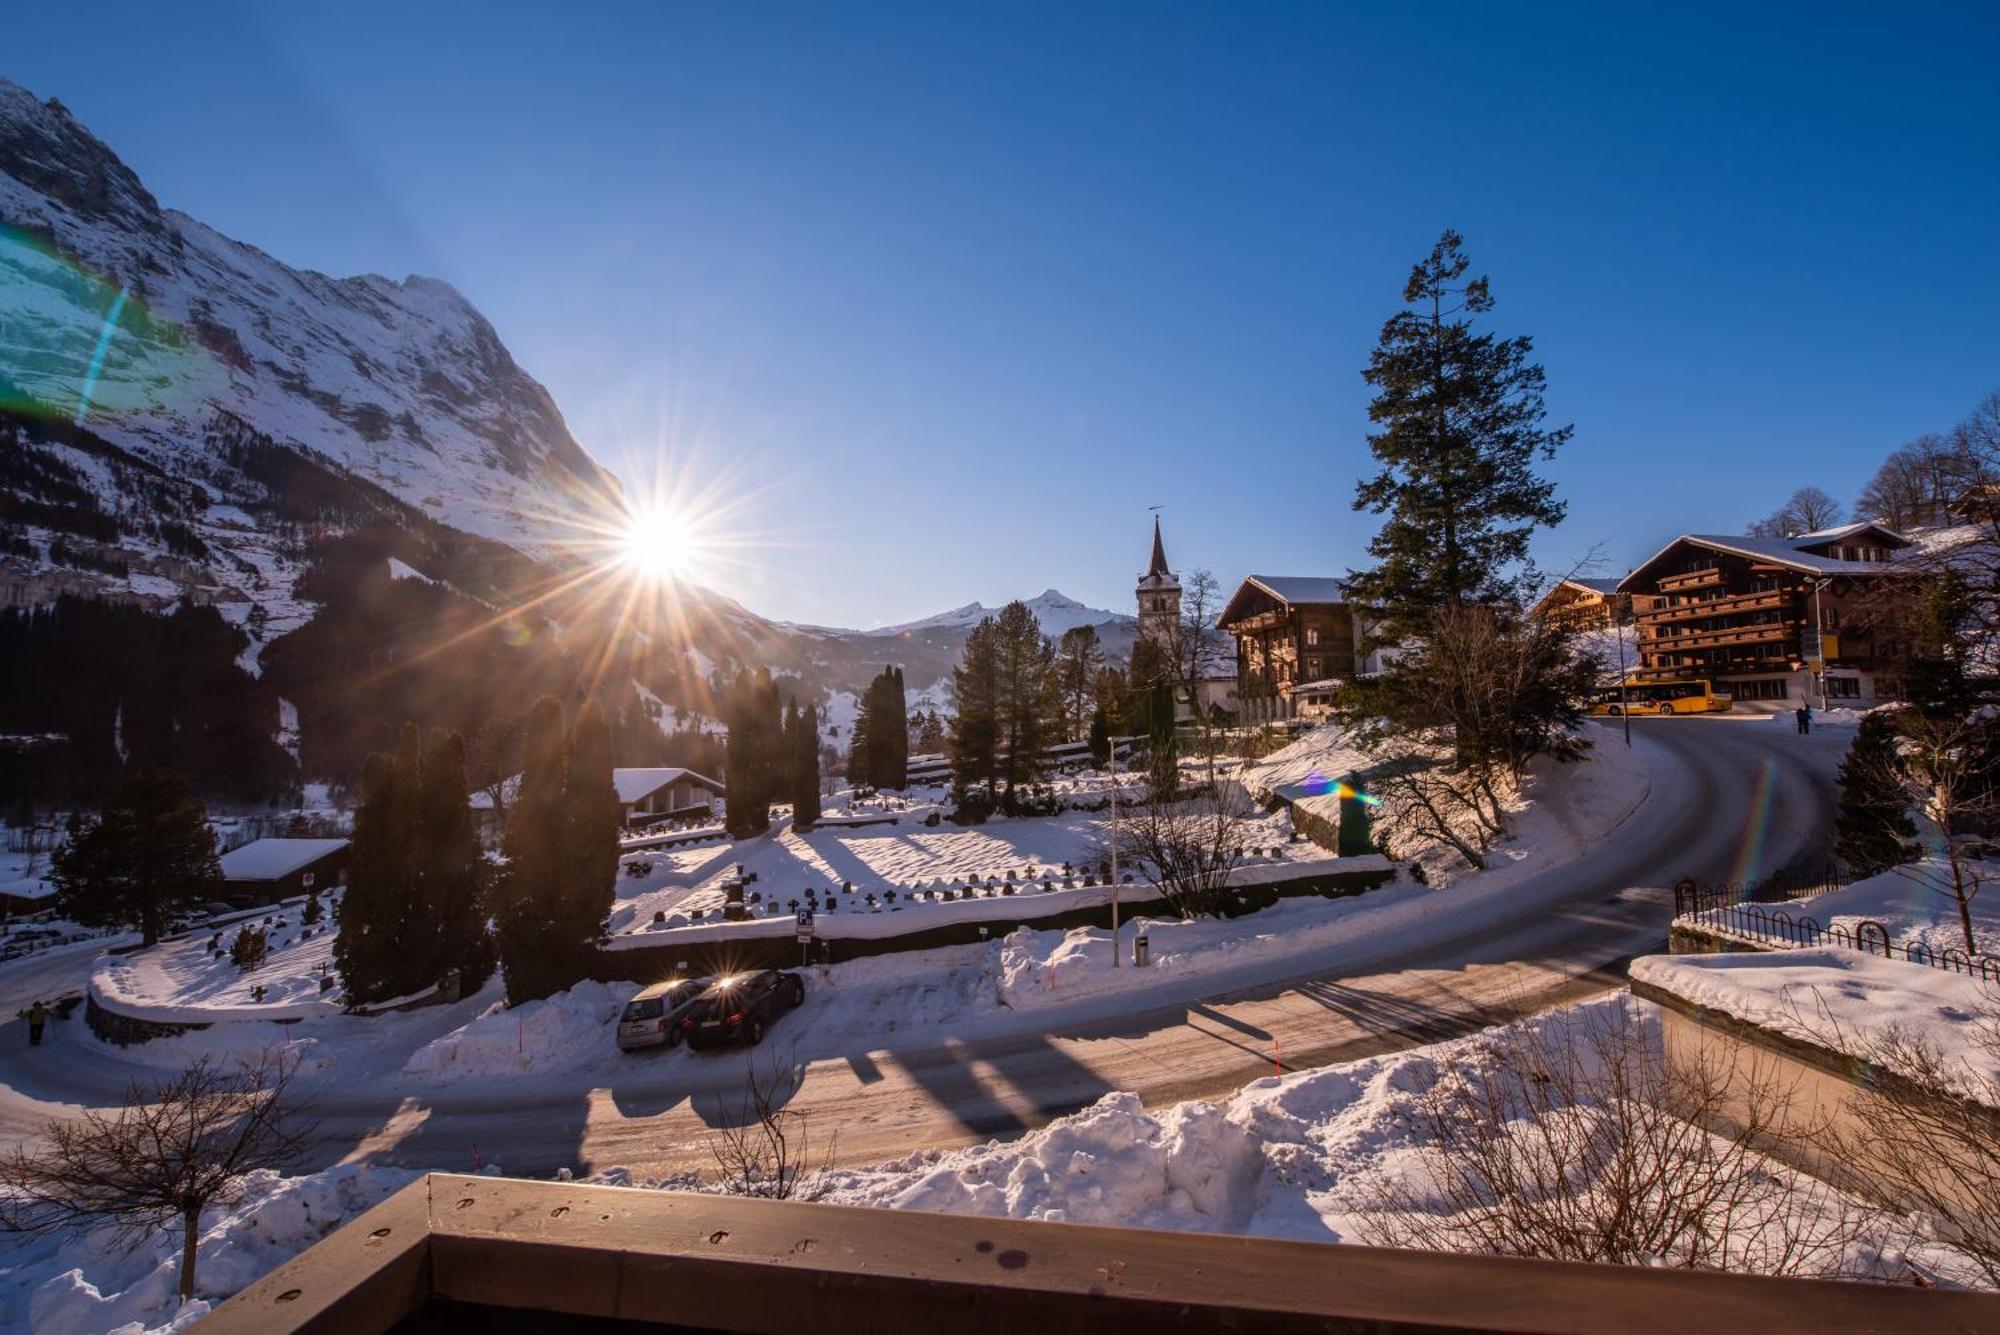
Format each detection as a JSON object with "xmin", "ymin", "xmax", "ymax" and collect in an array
[{"xmin": 0, "ymin": 77, "xmax": 617, "ymax": 554}]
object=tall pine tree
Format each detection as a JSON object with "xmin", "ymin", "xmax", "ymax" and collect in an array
[
  {"xmin": 1347, "ymin": 229, "xmax": 1569, "ymax": 641},
  {"xmin": 50, "ymin": 765, "xmax": 220, "ymax": 946},
  {"xmin": 1834, "ymin": 710, "xmax": 1918, "ymax": 876},
  {"xmin": 418, "ymin": 727, "xmax": 495, "ymax": 994},
  {"xmin": 950, "ymin": 620, "xmax": 1003, "ymax": 799},
  {"xmin": 793, "ymin": 701, "xmax": 822, "ymax": 828},
  {"xmin": 993, "ymin": 601, "xmax": 1059, "ymax": 810},
  {"xmin": 557, "ymin": 703, "xmax": 620, "ymax": 979},
  {"xmin": 334, "ymin": 731, "xmax": 422, "ymax": 1003},
  {"xmin": 497, "ymin": 696, "xmax": 571, "ymax": 1003}
]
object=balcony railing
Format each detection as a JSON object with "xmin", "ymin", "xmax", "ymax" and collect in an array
[
  {"xmin": 1640, "ymin": 589, "xmax": 1793, "ymax": 624},
  {"xmin": 1657, "ymin": 567, "xmax": 1724, "ymax": 592},
  {"xmin": 1639, "ymin": 622, "xmax": 1797, "ymax": 653},
  {"xmin": 198, "ymin": 1174, "xmax": 2000, "ymax": 1335}
]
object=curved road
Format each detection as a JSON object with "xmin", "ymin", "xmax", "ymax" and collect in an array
[{"xmin": 0, "ymin": 717, "xmax": 1844, "ymax": 1178}]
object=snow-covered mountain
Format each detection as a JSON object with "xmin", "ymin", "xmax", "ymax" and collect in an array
[
  {"xmin": 870, "ymin": 588, "xmax": 1133, "ymax": 639},
  {"xmin": 0, "ymin": 77, "xmax": 616, "ymax": 563}
]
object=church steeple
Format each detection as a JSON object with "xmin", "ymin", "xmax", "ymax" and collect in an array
[
  {"xmin": 1136, "ymin": 514, "xmax": 1179, "ymax": 648},
  {"xmin": 1147, "ymin": 515, "xmax": 1171, "ymax": 580}
]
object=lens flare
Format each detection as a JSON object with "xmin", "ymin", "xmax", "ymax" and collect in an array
[{"xmin": 620, "ymin": 504, "xmax": 700, "ymax": 581}]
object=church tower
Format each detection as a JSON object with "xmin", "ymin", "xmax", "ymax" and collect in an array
[{"xmin": 1136, "ymin": 515, "xmax": 1180, "ymax": 648}]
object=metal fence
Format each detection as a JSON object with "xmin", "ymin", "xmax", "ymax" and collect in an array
[
  {"xmin": 1673, "ymin": 875, "xmax": 2000, "ymax": 985},
  {"xmin": 1671, "ymin": 863, "xmax": 1847, "ymax": 918}
]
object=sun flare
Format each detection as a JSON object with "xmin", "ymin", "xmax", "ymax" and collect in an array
[{"xmin": 620, "ymin": 505, "xmax": 698, "ymax": 581}]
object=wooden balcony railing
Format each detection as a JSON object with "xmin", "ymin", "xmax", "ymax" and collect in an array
[
  {"xmin": 198, "ymin": 1174, "xmax": 2000, "ymax": 1335},
  {"xmin": 1639, "ymin": 622, "xmax": 1797, "ymax": 653},
  {"xmin": 1640, "ymin": 589, "xmax": 1793, "ymax": 624},
  {"xmin": 1657, "ymin": 567, "xmax": 1724, "ymax": 592}
]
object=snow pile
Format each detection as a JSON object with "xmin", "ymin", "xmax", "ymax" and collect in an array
[
  {"xmin": 1630, "ymin": 949, "xmax": 2000, "ymax": 1106},
  {"xmin": 5, "ymin": 1163, "xmax": 416, "ymax": 1335},
  {"xmin": 90, "ymin": 912, "xmax": 344, "ymax": 1025},
  {"xmin": 836, "ymin": 1093, "xmax": 1263, "ymax": 1230},
  {"xmin": 403, "ymin": 979, "xmax": 637, "ymax": 1078}
]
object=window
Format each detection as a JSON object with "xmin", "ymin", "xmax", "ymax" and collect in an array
[
  {"xmin": 1304, "ymin": 658, "xmax": 1321, "ymax": 678},
  {"xmin": 1825, "ymin": 676, "xmax": 1861, "ymax": 699},
  {"xmin": 1305, "ymin": 628, "xmax": 1319, "ymax": 646}
]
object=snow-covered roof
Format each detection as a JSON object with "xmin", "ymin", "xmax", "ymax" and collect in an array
[
  {"xmin": 0, "ymin": 876, "xmax": 56, "ymax": 901},
  {"xmin": 1245, "ymin": 575, "xmax": 1347, "ymax": 605},
  {"xmin": 218, "ymin": 838, "xmax": 349, "ymax": 882},
  {"xmin": 1617, "ymin": 526, "xmax": 1919, "ymax": 590},
  {"xmin": 613, "ymin": 767, "xmax": 723, "ymax": 805},
  {"xmin": 469, "ymin": 768, "xmax": 723, "ymax": 811},
  {"xmin": 1562, "ymin": 576, "xmax": 1622, "ymax": 595}
]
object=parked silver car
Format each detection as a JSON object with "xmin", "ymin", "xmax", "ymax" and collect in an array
[{"xmin": 615, "ymin": 976, "xmax": 711, "ymax": 1052}]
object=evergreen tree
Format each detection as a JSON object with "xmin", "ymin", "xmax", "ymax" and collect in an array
[
  {"xmin": 1146, "ymin": 679, "xmax": 1180, "ymax": 799},
  {"xmin": 1087, "ymin": 703, "xmax": 1112, "ymax": 767},
  {"xmin": 1346, "ymin": 230, "xmax": 1570, "ymax": 641},
  {"xmin": 497, "ymin": 696, "xmax": 571, "ymax": 1003},
  {"xmin": 848, "ymin": 680, "xmax": 875, "ymax": 786},
  {"xmin": 417, "ymin": 727, "xmax": 494, "ymax": 993},
  {"xmin": 50, "ymin": 765, "xmax": 220, "ymax": 945},
  {"xmin": 556, "ymin": 703, "xmax": 620, "ymax": 981},
  {"xmin": 882, "ymin": 667, "xmax": 908, "ymax": 788},
  {"xmin": 334, "ymin": 746, "xmax": 413, "ymax": 1002},
  {"xmin": 1056, "ymin": 626, "xmax": 1105, "ymax": 740},
  {"xmin": 993, "ymin": 601, "xmax": 1060, "ymax": 810},
  {"xmin": 1834, "ymin": 710, "xmax": 1918, "ymax": 877},
  {"xmin": 793, "ymin": 702, "xmax": 822, "ymax": 828},
  {"xmin": 950, "ymin": 618, "xmax": 1003, "ymax": 798},
  {"xmin": 724, "ymin": 670, "xmax": 775, "ymax": 837}
]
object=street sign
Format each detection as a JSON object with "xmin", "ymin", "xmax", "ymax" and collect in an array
[{"xmin": 795, "ymin": 909, "xmax": 815, "ymax": 941}]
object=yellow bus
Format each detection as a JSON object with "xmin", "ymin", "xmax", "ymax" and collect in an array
[{"xmin": 1588, "ymin": 679, "xmax": 1733, "ymax": 716}]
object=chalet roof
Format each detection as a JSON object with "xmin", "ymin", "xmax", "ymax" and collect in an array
[
  {"xmin": 218, "ymin": 838, "xmax": 349, "ymax": 882},
  {"xmin": 1563, "ymin": 577, "xmax": 1622, "ymax": 595},
  {"xmin": 1616, "ymin": 527, "xmax": 1918, "ymax": 591},
  {"xmin": 1219, "ymin": 575, "xmax": 1350, "ymax": 629},
  {"xmin": 469, "ymin": 767, "xmax": 723, "ymax": 811}
]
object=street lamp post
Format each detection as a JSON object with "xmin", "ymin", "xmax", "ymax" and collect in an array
[
  {"xmin": 1108, "ymin": 735, "xmax": 1120, "ymax": 968},
  {"xmin": 1615, "ymin": 592, "xmax": 1633, "ymax": 747},
  {"xmin": 1810, "ymin": 577, "xmax": 1831, "ymax": 711}
]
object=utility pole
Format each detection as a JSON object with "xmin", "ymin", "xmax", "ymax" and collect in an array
[
  {"xmin": 1108, "ymin": 734, "xmax": 1120, "ymax": 967},
  {"xmin": 1615, "ymin": 590, "xmax": 1633, "ymax": 746},
  {"xmin": 1810, "ymin": 578, "xmax": 1831, "ymax": 711}
]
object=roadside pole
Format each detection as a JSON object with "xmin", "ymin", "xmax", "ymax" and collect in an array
[
  {"xmin": 1615, "ymin": 595, "xmax": 1632, "ymax": 747},
  {"xmin": 1109, "ymin": 737, "xmax": 1120, "ymax": 968}
]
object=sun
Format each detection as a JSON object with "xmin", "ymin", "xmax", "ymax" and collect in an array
[{"xmin": 620, "ymin": 505, "xmax": 697, "ymax": 581}]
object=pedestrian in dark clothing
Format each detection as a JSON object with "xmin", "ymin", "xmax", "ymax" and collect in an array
[
  {"xmin": 1796, "ymin": 705, "xmax": 1812, "ymax": 734},
  {"xmin": 23, "ymin": 999, "xmax": 48, "ymax": 1046}
]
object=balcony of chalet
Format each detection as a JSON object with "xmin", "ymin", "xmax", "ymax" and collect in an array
[
  {"xmin": 1639, "ymin": 588, "xmax": 1793, "ymax": 624},
  {"xmin": 200, "ymin": 1175, "xmax": 1997, "ymax": 1335}
]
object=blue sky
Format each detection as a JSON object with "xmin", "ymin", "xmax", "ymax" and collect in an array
[{"xmin": 7, "ymin": 3, "xmax": 1998, "ymax": 627}]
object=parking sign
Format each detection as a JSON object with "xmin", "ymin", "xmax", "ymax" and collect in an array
[{"xmin": 795, "ymin": 908, "xmax": 815, "ymax": 941}]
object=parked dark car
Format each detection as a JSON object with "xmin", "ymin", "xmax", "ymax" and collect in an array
[
  {"xmin": 682, "ymin": 970, "xmax": 806, "ymax": 1050},
  {"xmin": 616, "ymin": 975, "xmax": 712, "ymax": 1052}
]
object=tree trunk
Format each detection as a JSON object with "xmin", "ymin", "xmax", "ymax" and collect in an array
[{"xmin": 179, "ymin": 1206, "xmax": 201, "ymax": 1300}]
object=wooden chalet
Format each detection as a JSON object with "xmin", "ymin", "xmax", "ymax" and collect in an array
[
  {"xmin": 1218, "ymin": 576, "xmax": 1359, "ymax": 723},
  {"xmin": 1615, "ymin": 522, "xmax": 1917, "ymax": 706}
]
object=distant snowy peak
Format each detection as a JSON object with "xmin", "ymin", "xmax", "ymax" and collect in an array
[
  {"xmin": 0, "ymin": 76, "xmax": 618, "ymax": 554},
  {"xmin": 870, "ymin": 588, "xmax": 1133, "ymax": 639}
]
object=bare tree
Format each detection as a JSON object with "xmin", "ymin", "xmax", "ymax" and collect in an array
[
  {"xmin": 1114, "ymin": 778, "xmax": 1256, "ymax": 920},
  {"xmin": 1876, "ymin": 709, "xmax": 1996, "ymax": 957},
  {"xmin": 0, "ymin": 1049, "xmax": 312, "ymax": 1302},
  {"xmin": 707, "ymin": 1054, "xmax": 835, "ymax": 1201},
  {"xmin": 1747, "ymin": 486, "xmax": 1845, "ymax": 539},
  {"xmin": 1362, "ymin": 1004, "xmax": 1889, "ymax": 1278},
  {"xmin": 1856, "ymin": 433, "xmax": 1979, "ymax": 532}
]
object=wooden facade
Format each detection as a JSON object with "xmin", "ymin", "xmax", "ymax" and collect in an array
[
  {"xmin": 1531, "ymin": 577, "xmax": 1627, "ymax": 630},
  {"xmin": 1617, "ymin": 524, "xmax": 1914, "ymax": 706},
  {"xmin": 1218, "ymin": 577, "xmax": 1357, "ymax": 722}
]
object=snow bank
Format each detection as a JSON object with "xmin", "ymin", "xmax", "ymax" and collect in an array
[
  {"xmin": 1630, "ymin": 949, "xmax": 2000, "ymax": 1106},
  {"xmin": 403, "ymin": 979, "xmax": 638, "ymax": 1079},
  {"xmin": 1772, "ymin": 860, "xmax": 2000, "ymax": 959},
  {"xmin": 6, "ymin": 1163, "xmax": 416, "ymax": 1335}
]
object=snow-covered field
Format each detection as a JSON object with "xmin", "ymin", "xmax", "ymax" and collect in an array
[
  {"xmin": 1757, "ymin": 860, "xmax": 2000, "ymax": 960},
  {"xmin": 90, "ymin": 901, "xmax": 342, "ymax": 1025}
]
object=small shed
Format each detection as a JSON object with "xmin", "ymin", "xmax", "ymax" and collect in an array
[
  {"xmin": 614, "ymin": 768, "xmax": 724, "ymax": 825},
  {"xmin": 217, "ymin": 838, "xmax": 350, "ymax": 907},
  {"xmin": 0, "ymin": 875, "xmax": 56, "ymax": 916}
]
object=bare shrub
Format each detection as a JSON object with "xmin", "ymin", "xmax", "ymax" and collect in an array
[
  {"xmin": 1114, "ymin": 779, "xmax": 1257, "ymax": 920},
  {"xmin": 1822, "ymin": 1006, "xmax": 2000, "ymax": 1287},
  {"xmin": 1362, "ymin": 1004, "xmax": 1890, "ymax": 1278},
  {"xmin": 0, "ymin": 1048, "xmax": 312, "ymax": 1301},
  {"xmin": 708, "ymin": 1054, "xmax": 835, "ymax": 1201}
]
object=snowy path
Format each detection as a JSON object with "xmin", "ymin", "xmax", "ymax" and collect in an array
[{"xmin": 0, "ymin": 718, "xmax": 1847, "ymax": 1178}]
